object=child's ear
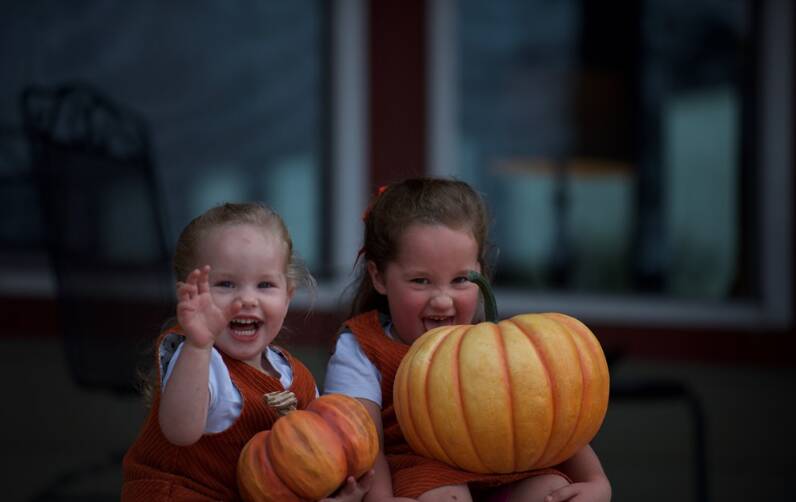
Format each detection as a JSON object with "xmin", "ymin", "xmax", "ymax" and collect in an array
[{"xmin": 367, "ymin": 261, "xmax": 387, "ymax": 295}]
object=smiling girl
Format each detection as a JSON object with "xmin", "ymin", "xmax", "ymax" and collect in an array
[
  {"xmin": 123, "ymin": 202, "xmax": 372, "ymax": 501},
  {"xmin": 324, "ymin": 178, "xmax": 611, "ymax": 502}
]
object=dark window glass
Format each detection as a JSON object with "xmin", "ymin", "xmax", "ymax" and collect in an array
[
  {"xmin": 0, "ymin": 2, "xmax": 327, "ymax": 278},
  {"xmin": 456, "ymin": 0, "xmax": 753, "ymax": 300}
]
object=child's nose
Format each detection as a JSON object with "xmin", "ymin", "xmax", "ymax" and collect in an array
[
  {"xmin": 430, "ymin": 291, "xmax": 454, "ymax": 309},
  {"xmin": 238, "ymin": 291, "xmax": 257, "ymax": 308}
]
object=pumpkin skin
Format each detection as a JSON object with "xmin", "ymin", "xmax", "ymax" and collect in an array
[
  {"xmin": 393, "ymin": 312, "xmax": 609, "ymax": 474},
  {"xmin": 238, "ymin": 393, "xmax": 379, "ymax": 501}
]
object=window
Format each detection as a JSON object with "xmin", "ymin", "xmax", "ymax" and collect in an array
[
  {"xmin": 429, "ymin": 0, "xmax": 792, "ymax": 327},
  {"xmin": 0, "ymin": 1, "xmax": 367, "ymax": 300}
]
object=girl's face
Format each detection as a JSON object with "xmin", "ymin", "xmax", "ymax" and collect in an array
[
  {"xmin": 368, "ymin": 223, "xmax": 481, "ymax": 345},
  {"xmin": 197, "ymin": 223, "xmax": 293, "ymax": 368}
]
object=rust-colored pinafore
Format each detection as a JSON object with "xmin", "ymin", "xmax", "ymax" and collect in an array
[{"xmin": 122, "ymin": 330, "xmax": 317, "ymax": 501}]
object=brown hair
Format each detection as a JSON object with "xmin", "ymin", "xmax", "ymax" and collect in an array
[{"xmin": 347, "ymin": 177, "xmax": 493, "ymax": 318}]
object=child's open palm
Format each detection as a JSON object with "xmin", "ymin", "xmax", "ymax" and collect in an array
[{"xmin": 177, "ymin": 265, "xmax": 230, "ymax": 349}]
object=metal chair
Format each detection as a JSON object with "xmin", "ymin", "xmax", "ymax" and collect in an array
[
  {"xmin": 607, "ymin": 349, "xmax": 709, "ymax": 502},
  {"xmin": 21, "ymin": 82, "xmax": 174, "ymax": 500},
  {"xmin": 22, "ymin": 82, "xmax": 174, "ymax": 396}
]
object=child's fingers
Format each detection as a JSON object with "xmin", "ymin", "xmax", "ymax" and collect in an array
[
  {"xmin": 317, "ymin": 478, "xmax": 353, "ymax": 501},
  {"xmin": 545, "ymin": 483, "xmax": 579, "ymax": 502},
  {"xmin": 176, "ymin": 280, "xmax": 196, "ymax": 302},
  {"xmin": 196, "ymin": 265, "xmax": 211, "ymax": 295},
  {"xmin": 357, "ymin": 470, "xmax": 374, "ymax": 491},
  {"xmin": 177, "ymin": 285, "xmax": 189, "ymax": 303},
  {"xmin": 327, "ymin": 471, "xmax": 374, "ymax": 501},
  {"xmin": 339, "ymin": 476, "xmax": 357, "ymax": 495},
  {"xmin": 183, "ymin": 268, "xmax": 202, "ymax": 287}
]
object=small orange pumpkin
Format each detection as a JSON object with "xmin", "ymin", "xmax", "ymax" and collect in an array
[
  {"xmin": 393, "ymin": 271, "xmax": 609, "ymax": 474},
  {"xmin": 238, "ymin": 393, "xmax": 378, "ymax": 501}
]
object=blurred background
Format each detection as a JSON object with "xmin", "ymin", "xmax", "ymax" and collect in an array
[{"xmin": 0, "ymin": 1, "xmax": 794, "ymax": 500}]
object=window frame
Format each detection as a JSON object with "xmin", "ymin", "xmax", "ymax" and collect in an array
[{"xmin": 294, "ymin": 0, "xmax": 368, "ymax": 309}]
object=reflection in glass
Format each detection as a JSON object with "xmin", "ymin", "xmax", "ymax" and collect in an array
[
  {"xmin": 1, "ymin": 1, "xmax": 327, "ymax": 273},
  {"xmin": 456, "ymin": 0, "xmax": 750, "ymax": 300}
]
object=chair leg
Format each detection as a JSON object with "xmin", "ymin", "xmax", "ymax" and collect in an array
[
  {"xmin": 27, "ymin": 449, "xmax": 125, "ymax": 502},
  {"xmin": 611, "ymin": 380, "xmax": 710, "ymax": 502},
  {"xmin": 684, "ymin": 389, "xmax": 709, "ymax": 502}
]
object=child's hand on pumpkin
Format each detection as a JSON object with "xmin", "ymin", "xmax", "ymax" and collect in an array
[
  {"xmin": 544, "ymin": 477, "xmax": 612, "ymax": 502},
  {"xmin": 320, "ymin": 470, "xmax": 375, "ymax": 502},
  {"xmin": 176, "ymin": 265, "xmax": 230, "ymax": 350}
]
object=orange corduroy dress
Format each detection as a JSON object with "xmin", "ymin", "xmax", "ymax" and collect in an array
[{"xmin": 122, "ymin": 331, "xmax": 317, "ymax": 501}]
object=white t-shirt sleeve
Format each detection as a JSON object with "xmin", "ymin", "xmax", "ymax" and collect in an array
[
  {"xmin": 162, "ymin": 342, "xmax": 242, "ymax": 433},
  {"xmin": 323, "ymin": 331, "xmax": 382, "ymax": 406}
]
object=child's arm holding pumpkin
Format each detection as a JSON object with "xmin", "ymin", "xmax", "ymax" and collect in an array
[
  {"xmin": 159, "ymin": 266, "xmax": 238, "ymax": 445},
  {"xmin": 545, "ymin": 444, "xmax": 611, "ymax": 502},
  {"xmin": 358, "ymin": 399, "xmax": 418, "ymax": 502}
]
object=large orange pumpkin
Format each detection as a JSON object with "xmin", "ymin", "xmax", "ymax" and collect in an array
[
  {"xmin": 393, "ymin": 272, "xmax": 609, "ymax": 474},
  {"xmin": 238, "ymin": 393, "xmax": 379, "ymax": 501}
]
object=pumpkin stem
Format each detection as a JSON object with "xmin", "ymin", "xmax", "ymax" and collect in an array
[
  {"xmin": 466, "ymin": 270, "xmax": 498, "ymax": 322},
  {"xmin": 264, "ymin": 390, "xmax": 298, "ymax": 416}
]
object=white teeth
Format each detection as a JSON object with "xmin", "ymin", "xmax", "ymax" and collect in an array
[{"xmin": 230, "ymin": 318, "xmax": 259, "ymax": 336}]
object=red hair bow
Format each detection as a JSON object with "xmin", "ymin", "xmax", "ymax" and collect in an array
[{"xmin": 361, "ymin": 184, "xmax": 389, "ymax": 222}]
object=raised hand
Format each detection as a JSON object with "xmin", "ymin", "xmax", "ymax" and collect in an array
[{"xmin": 176, "ymin": 265, "xmax": 231, "ymax": 349}]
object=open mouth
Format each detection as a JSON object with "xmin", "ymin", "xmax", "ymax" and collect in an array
[
  {"xmin": 229, "ymin": 318, "xmax": 262, "ymax": 337},
  {"xmin": 423, "ymin": 316, "xmax": 455, "ymax": 332}
]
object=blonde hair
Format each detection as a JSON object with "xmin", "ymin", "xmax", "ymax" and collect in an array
[
  {"xmin": 173, "ymin": 202, "xmax": 314, "ymax": 293},
  {"xmin": 348, "ymin": 177, "xmax": 492, "ymax": 318}
]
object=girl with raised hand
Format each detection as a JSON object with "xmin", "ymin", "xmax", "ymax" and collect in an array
[{"xmin": 123, "ymin": 202, "xmax": 372, "ymax": 501}]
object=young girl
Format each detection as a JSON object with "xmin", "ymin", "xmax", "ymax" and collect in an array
[
  {"xmin": 122, "ymin": 202, "xmax": 372, "ymax": 501},
  {"xmin": 324, "ymin": 178, "xmax": 611, "ymax": 502}
]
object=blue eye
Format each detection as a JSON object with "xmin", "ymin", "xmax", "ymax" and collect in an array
[
  {"xmin": 215, "ymin": 280, "xmax": 234, "ymax": 288},
  {"xmin": 258, "ymin": 281, "xmax": 275, "ymax": 289},
  {"xmin": 410, "ymin": 278, "xmax": 430, "ymax": 285},
  {"xmin": 453, "ymin": 276, "xmax": 469, "ymax": 284}
]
